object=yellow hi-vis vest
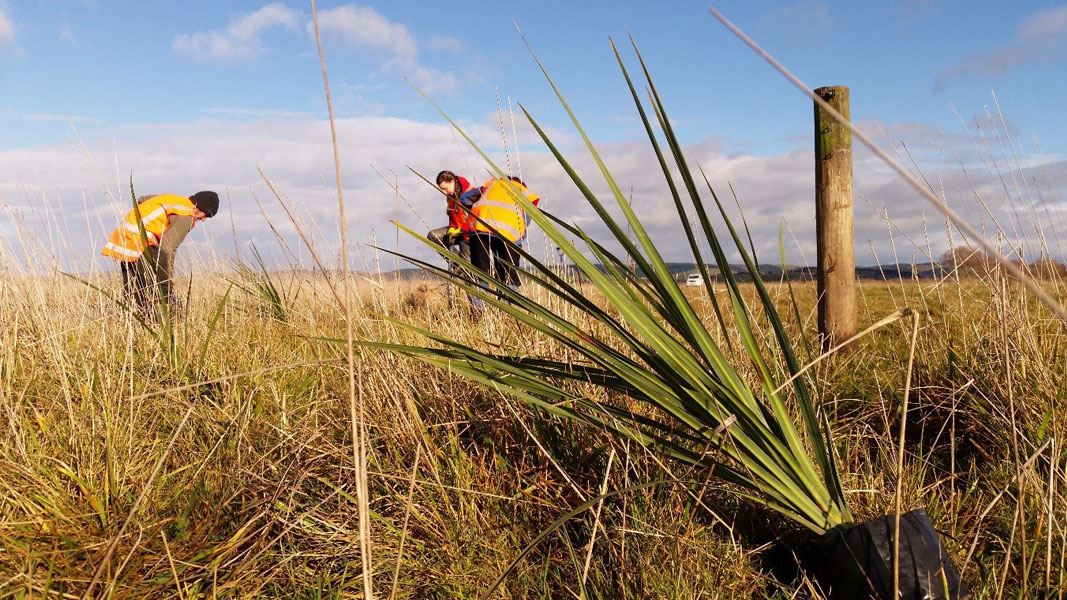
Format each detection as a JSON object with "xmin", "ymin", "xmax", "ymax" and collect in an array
[
  {"xmin": 101, "ymin": 194, "xmax": 196, "ymax": 262},
  {"xmin": 471, "ymin": 179, "xmax": 538, "ymax": 243}
]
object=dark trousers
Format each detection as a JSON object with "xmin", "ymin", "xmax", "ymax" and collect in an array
[
  {"xmin": 471, "ymin": 233, "xmax": 521, "ymax": 288},
  {"xmin": 428, "ymin": 227, "xmax": 485, "ymax": 316},
  {"xmin": 120, "ymin": 247, "xmax": 178, "ymax": 320},
  {"xmin": 121, "ymin": 250, "xmax": 156, "ymax": 317},
  {"xmin": 427, "ymin": 227, "xmax": 471, "ymax": 262}
]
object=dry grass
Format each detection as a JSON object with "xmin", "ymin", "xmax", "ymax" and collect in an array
[{"xmin": 0, "ymin": 264, "xmax": 1063, "ymax": 598}]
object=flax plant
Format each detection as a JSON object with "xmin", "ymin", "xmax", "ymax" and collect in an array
[
  {"xmin": 361, "ymin": 39, "xmax": 853, "ymax": 535},
  {"xmin": 233, "ymin": 244, "xmax": 289, "ymax": 323}
]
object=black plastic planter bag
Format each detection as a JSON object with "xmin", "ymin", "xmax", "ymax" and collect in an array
[{"xmin": 811, "ymin": 509, "xmax": 963, "ymax": 599}]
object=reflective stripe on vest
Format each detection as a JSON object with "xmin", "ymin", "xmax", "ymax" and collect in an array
[
  {"xmin": 471, "ymin": 180, "xmax": 531, "ymax": 243},
  {"xmin": 101, "ymin": 194, "xmax": 195, "ymax": 262}
]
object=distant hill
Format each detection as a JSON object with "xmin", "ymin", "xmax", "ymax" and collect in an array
[{"xmin": 373, "ymin": 261, "xmax": 947, "ymax": 282}]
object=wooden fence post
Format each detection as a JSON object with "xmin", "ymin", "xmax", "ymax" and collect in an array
[{"xmin": 814, "ymin": 85, "xmax": 857, "ymax": 349}]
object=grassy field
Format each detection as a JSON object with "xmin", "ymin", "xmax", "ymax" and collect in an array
[{"xmin": 0, "ymin": 266, "xmax": 1063, "ymax": 598}]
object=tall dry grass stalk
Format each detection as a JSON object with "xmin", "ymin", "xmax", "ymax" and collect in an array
[{"xmin": 309, "ymin": 1, "xmax": 373, "ymax": 597}]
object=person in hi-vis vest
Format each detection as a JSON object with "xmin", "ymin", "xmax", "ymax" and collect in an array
[
  {"xmin": 101, "ymin": 191, "xmax": 219, "ymax": 319},
  {"xmin": 460, "ymin": 177, "xmax": 539, "ymax": 289}
]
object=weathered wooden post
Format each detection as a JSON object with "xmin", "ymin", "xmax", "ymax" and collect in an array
[{"xmin": 814, "ymin": 86, "xmax": 856, "ymax": 350}]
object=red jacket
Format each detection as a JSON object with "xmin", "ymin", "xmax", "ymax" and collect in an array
[{"xmin": 446, "ymin": 176, "xmax": 476, "ymax": 233}]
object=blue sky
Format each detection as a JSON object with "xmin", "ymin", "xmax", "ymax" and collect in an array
[{"xmin": 2, "ymin": 1, "xmax": 1066, "ymax": 270}]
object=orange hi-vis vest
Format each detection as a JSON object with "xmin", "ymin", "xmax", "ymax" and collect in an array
[
  {"xmin": 101, "ymin": 194, "xmax": 196, "ymax": 262},
  {"xmin": 471, "ymin": 179, "xmax": 538, "ymax": 243}
]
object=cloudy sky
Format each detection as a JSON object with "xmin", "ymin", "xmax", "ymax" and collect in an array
[{"xmin": 2, "ymin": 1, "xmax": 1066, "ymax": 273}]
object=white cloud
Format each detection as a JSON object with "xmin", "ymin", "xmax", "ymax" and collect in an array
[
  {"xmin": 0, "ymin": 4, "xmax": 15, "ymax": 49},
  {"xmin": 2, "ymin": 112, "xmax": 1063, "ymax": 275},
  {"xmin": 408, "ymin": 65, "xmax": 458, "ymax": 95},
  {"xmin": 172, "ymin": 3, "xmax": 300, "ymax": 63},
  {"xmin": 428, "ymin": 35, "xmax": 463, "ymax": 53},
  {"xmin": 934, "ymin": 5, "xmax": 1067, "ymax": 92},
  {"xmin": 0, "ymin": 110, "xmax": 100, "ymax": 123},
  {"xmin": 315, "ymin": 5, "xmax": 457, "ymax": 95},
  {"xmin": 200, "ymin": 107, "xmax": 315, "ymax": 119},
  {"xmin": 170, "ymin": 4, "xmax": 459, "ymax": 92},
  {"xmin": 314, "ymin": 5, "xmax": 417, "ymax": 63},
  {"xmin": 0, "ymin": 115, "xmax": 499, "ymax": 273},
  {"xmin": 59, "ymin": 25, "xmax": 76, "ymax": 47}
]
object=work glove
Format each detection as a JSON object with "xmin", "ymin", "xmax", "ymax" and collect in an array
[{"xmin": 447, "ymin": 227, "xmax": 462, "ymax": 236}]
